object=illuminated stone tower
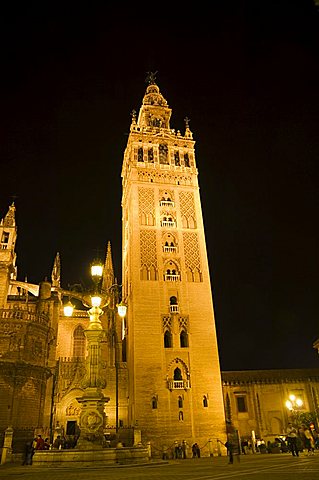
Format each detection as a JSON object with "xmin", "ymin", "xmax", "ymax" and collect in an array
[
  {"xmin": 0, "ymin": 203, "xmax": 17, "ymax": 308},
  {"xmin": 121, "ymin": 75, "xmax": 226, "ymax": 451}
]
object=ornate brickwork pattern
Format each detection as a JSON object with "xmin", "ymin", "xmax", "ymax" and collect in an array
[
  {"xmin": 178, "ymin": 316, "xmax": 188, "ymax": 330},
  {"xmin": 183, "ymin": 232, "xmax": 201, "ymax": 271},
  {"xmin": 140, "ymin": 230, "xmax": 157, "ymax": 268},
  {"xmin": 159, "ymin": 190, "xmax": 174, "ymax": 201},
  {"xmin": 138, "ymin": 187, "xmax": 155, "ymax": 216},
  {"xmin": 179, "ymin": 191, "xmax": 196, "ymax": 218},
  {"xmin": 162, "ymin": 316, "xmax": 172, "ymax": 331},
  {"xmin": 138, "ymin": 171, "xmax": 192, "ymax": 186}
]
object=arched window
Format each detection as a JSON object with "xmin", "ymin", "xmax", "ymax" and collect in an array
[
  {"xmin": 73, "ymin": 325, "xmax": 85, "ymax": 358},
  {"xmin": 151, "ymin": 397, "xmax": 158, "ymax": 409},
  {"xmin": 174, "ymin": 367, "xmax": 182, "ymax": 380},
  {"xmin": 140, "ymin": 265, "xmax": 148, "ymax": 280},
  {"xmin": 148, "ymin": 147, "xmax": 154, "ymax": 162},
  {"xmin": 182, "ymin": 215, "xmax": 188, "ymax": 228},
  {"xmin": 179, "ymin": 411, "xmax": 184, "ymax": 421},
  {"xmin": 174, "ymin": 151, "xmax": 180, "ymax": 166},
  {"xmin": 203, "ymin": 395, "xmax": 208, "ymax": 408},
  {"xmin": 159, "ymin": 144, "xmax": 169, "ymax": 164},
  {"xmin": 188, "ymin": 216, "xmax": 196, "ymax": 229},
  {"xmin": 180, "ymin": 330, "xmax": 188, "ymax": 348},
  {"xmin": 178, "ymin": 396, "xmax": 183, "ymax": 409},
  {"xmin": 138, "ymin": 147, "xmax": 144, "ymax": 162},
  {"xmin": 186, "ymin": 267, "xmax": 193, "ymax": 282},
  {"xmin": 193, "ymin": 268, "xmax": 202, "ymax": 283},
  {"xmin": 170, "ymin": 296, "xmax": 179, "ymax": 314},
  {"xmin": 184, "ymin": 153, "xmax": 190, "ymax": 167},
  {"xmin": 170, "ymin": 296, "xmax": 177, "ymax": 306},
  {"xmin": 149, "ymin": 265, "xmax": 157, "ymax": 280},
  {"xmin": 164, "ymin": 330, "xmax": 172, "ymax": 348}
]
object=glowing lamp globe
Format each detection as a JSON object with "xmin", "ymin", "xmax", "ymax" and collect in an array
[
  {"xmin": 91, "ymin": 263, "xmax": 103, "ymax": 278},
  {"xmin": 117, "ymin": 302, "xmax": 127, "ymax": 318},
  {"xmin": 64, "ymin": 301, "xmax": 74, "ymax": 317},
  {"xmin": 91, "ymin": 295, "xmax": 102, "ymax": 307}
]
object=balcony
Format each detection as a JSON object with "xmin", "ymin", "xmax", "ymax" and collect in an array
[
  {"xmin": 160, "ymin": 200, "xmax": 174, "ymax": 207},
  {"xmin": 161, "ymin": 221, "xmax": 176, "ymax": 228},
  {"xmin": 164, "ymin": 274, "xmax": 180, "ymax": 282},
  {"xmin": 167, "ymin": 380, "xmax": 190, "ymax": 390},
  {"xmin": 170, "ymin": 304, "xmax": 179, "ymax": 314},
  {"xmin": 163, "ymin": 245, "xmax": 177, "ymax": 253}
]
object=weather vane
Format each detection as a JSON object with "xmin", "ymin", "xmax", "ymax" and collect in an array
[{"xmin": 145, "ymin": 71, "xmax": 158, "ymax": 85}]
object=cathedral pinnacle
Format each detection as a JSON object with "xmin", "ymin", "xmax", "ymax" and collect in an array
[
  {"xmin": 102, "ymin": 241, "xmax": 114, "ymax": 292},
  {"xmin": 1, "ymin": 202, "xmax": 16, "ymax": 227},
  {"xmin": 51, "ymin": 252, "xmax": 61, "ymax": 288}
]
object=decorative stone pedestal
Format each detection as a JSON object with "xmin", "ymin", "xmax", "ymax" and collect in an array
[{"xmin": 76, "ymin": 389, "xmax": 109, "ymax": 450}]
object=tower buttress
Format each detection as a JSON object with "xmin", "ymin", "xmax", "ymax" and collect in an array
[{"xmin": 0, "ymin": 203, "xmax": 17, "ymax": 308}]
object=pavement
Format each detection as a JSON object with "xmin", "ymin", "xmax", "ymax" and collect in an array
[{"xmin": 1, "ymin": 452, "xmax": 319, "ymax": 480}]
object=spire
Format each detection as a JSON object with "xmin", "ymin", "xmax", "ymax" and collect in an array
[
  {"xmin": 102, "ymin": 241, "xmax": 114, "ymax": 292},
  {"xmin": 1, "ymin": 202, "xmax": 16, "ymax": 227},
  {"xmin": 51, "ymin": 252, "xmax": 61, "ymax": 288}
]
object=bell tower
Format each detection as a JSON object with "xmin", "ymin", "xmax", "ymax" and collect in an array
[
  {"xmin": 121, "ymin": 75, "xmax": 226, "ymax": 450},
  {"xmin": 0, "ymin": 203, "xmax": 17, "ymax": 308}
]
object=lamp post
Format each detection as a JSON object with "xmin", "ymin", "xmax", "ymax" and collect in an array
[
  {"xmin": 286, "ymin": 394, "xmax": 303, "ymax": 426},
  {"xmin": 61, "ymin": 260, "xmax": 126, "ymax": 447}
]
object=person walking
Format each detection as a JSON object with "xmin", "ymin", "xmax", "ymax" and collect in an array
[
  {"xmin": 286, "ymin": 423, "xmax": 299, "ymax": 457},
  {"xmin": 303, "ymin": 425, "xmax": 315, "ymax": 455},
  {"xmin": 192, "ymin": 443, "xmax": 198, "ymax": 457},
  {"xmin": 22, "ymin": 439, "xmax": 35, "ymax": 465},
  {"xmin": 225, "ymin": 439, "xmax": 234, "ymax": 464},
  {"xmin": 218, "ymin": 437, "xmax": 240, "ymax": 464}
]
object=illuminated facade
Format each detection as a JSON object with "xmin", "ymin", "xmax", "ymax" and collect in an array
[{"xmin": 121, "ymin": 77, "xmax": 226, "ymax": 448}]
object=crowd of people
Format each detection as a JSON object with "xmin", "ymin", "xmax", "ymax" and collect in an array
[
  {"xmin": 285, "ymin": 423, "xmax": 318, "ymax": 456},
  {"xmin": 22, "ymin": 434, "xmax": 79, "ymax": 465}
]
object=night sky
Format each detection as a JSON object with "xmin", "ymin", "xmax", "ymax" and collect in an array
[{"xmin": 2, "ymin": 2, "xmax": 319, "ymax": 371}]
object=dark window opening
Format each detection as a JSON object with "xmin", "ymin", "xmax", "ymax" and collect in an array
[
  {"xmin": 164, "ymin": 330, "xmax": 172, "ymax": 348},
  {"xmin": 236, "ymin": 396, "xmax": 247, "ymax": 413},
  {"xmin": 1, "ymin": 232, "xmax": 9, "ymax": 243},
  {"xmin": 174, "ymin": 367, "xmax": 182, "ymax": 380},
  {"xmin": 138, "ymin": 147, "xmax": 144, "ymax": 162},
  {"xmin": 66, "ymin": 421, "xmax": 77, "ymax": 435},
  {"xmin": 180, "ymin": 330, "xmax": 188, "ymax": 348}
]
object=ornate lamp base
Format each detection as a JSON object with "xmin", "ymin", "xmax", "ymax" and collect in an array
[{"xmin": 76, "ymin": 390, "xmax": 110, "ymax": 450}]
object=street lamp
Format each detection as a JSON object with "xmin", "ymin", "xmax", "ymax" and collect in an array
[
  {"xmin": 286, "ymin": 394, "xmax": 303, "ymax": 426},
  {"xmin": 113, "ymin": 300, "xmax": 127, "ymax": 433},
  {"xmin": 60, "ymin": 260, "xmax": 127, "ymax": 445}
]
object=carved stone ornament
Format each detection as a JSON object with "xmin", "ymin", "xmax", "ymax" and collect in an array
[{"xmin": 80, "ymin": 410, "xmax": 103, "ymax": 433}]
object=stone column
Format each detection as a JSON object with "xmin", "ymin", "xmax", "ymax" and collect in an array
[
  {"xmin": 1, "ymin": 426, "xmax": 13, "ymax": 465},
  {"xmin": 76, "ymin": 305, "xmax": 109, "ymax": 449}
]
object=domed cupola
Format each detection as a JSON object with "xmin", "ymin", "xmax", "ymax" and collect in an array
[{"xmin": 137, "ymin": 72, "xmax": 172, "ymax": 130}]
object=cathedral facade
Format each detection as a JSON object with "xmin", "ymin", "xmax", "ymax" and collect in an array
[{"xmin": 0, "ymin": 79, "xmax": 318, "ymax": 456}]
